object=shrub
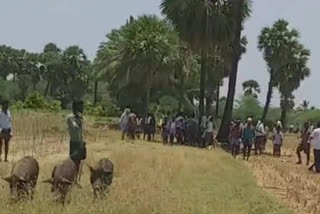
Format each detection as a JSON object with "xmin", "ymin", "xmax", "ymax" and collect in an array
[{"xmin": 24, "ymin": 92, "xmax": 48, "ymax": 110}]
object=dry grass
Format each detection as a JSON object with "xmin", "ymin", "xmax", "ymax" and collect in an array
[
  {"xmin": 247, "ymin": 134, "xmax": 320, "ymax": 214},
  {"xmin": 0, "ymin": 111, "xmax": 291, "ymax": 214}
]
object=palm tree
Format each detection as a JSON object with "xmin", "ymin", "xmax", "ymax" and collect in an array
[
  {"xmin": 216, "ymin": 0, "xmax": 252, "ymax": 142},
  {"xmin": 161, "ymin": 0, "xmax": 252, "ymax": 142},
  {"xmin": 242, "ymin": 79, "xmax": 260, "ymax": 98},
  {"xmin": 96, "ymin": 15, "xmax": 179, "ymax": 115},
  {"xmin": 258, "ymin": 19, "xmax": 300, "ymax": 122},
  {"xmin": 278, "ymin": 43, "xmax": 310, "ymax": 127},
  {"xmin": 300, "ymin": 100, "xmax": 310, "ymax": 111}
]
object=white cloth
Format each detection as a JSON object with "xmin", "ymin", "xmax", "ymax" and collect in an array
[
  {"xmin": 206, "ymin": 121, "xmax": 214, "ymax": 133},
  {"xmin": 273, "ymin": 132, "xmax": 283, "ymax": 145},
  {"xmin": 255, "ymin": 122, "xmax": 265, "ymax": 137},
  {"xmin": 311, "ymin": 128, "xmax": 320, "ymax": 150},
  {"xmin": 0, "ymin": 110, "xmax": 12, "ymax": 130}
]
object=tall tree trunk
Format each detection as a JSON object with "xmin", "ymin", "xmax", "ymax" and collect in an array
[
  {"xmin": 280, "ymin": 96, "xmax": 288, "ymax": 129},
  {"xmin": 261, "ymin": 75, "xmax": 274, "ymax": 122},
  {"xmin": 206, "ymin": 89, "xmax": 214, "ymax": 116},
  {"xmin": 198, "ymin": 50, "xmax": 207, "ymax": 131},
  {"xmin": 215, "ymin": 83, "xmax": 220, "ymax": 118},
  {"xmin": 144, "ymin": 73, "xmax": 152, "ymax": 116},
  {"xmin": 44, "ymin": 81, "xmax": 50, "ymax": 97},
  {"xmin": 217, "ymin": 0, "xmax": 244, "ymax": 143},
  {"xmin": 93, "ymin": 80, "xmax": 98, "ymax": 107}
]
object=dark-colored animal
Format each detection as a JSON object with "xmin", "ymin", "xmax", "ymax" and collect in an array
[
  {"xmin": 43, "ymin": 158, "xmax": 79, "ymax": 204},
  {"xmin": 88, "ymin": 158, "xmax": 114, "ymax": 199},
  {"xmin": 2, "ymin": 156, "xmax": 39, "ymax": 201}
]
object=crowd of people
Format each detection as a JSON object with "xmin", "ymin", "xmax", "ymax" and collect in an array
[
  {"xmin": 2, "ymin": 100, "xmax": 320, "ymax": 176},
  {"xmin": 119, "ymin": 108, "xmax": 215, "ymax": 148}
]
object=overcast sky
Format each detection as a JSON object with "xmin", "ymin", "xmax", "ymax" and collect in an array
[{"xmin": 1, "ymin": 0, "xmax": 319, "ymax": 107}]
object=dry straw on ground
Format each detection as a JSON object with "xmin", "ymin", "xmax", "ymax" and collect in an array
[{"xmin": 0, "ymin": 111, "xmax": 291, "ymax": 214}]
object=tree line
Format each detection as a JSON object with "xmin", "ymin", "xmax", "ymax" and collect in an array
[{"xmin": 0, "ymin": 0, "xmax": 311, "ymax": 141}]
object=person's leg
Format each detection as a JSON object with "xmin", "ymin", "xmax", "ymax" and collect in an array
[
  {"xmin": 315, "ymin": 150, "xmax": 320, "ymax": 173},
  {"xmin": 4, "ymin": 138, "xmax": 9, "ymax": 162},
  {"xmin": 306, "ymin": 144, "xmax": 310, "ymax": 166},
  {"xmin": 296, "ymin": 144, "xmax": 303, "ymax": 164},
  {"xmin": 243, "ymin": 144, "xmax": 247, "ymax": 160},
  {"xmin": 0, "ymin": 138, "xmax": 3, "ymax": 161},
  {"xmin": 254, "ymin": 139, "xmax": 258, "ymax": 155},
  {"xmin": 278, "ymin": 145, "xmax": 281, "ymax": 157},
  {"xmin": 247, "ymin": 144, "xmax": 252, "ymax": 161}
]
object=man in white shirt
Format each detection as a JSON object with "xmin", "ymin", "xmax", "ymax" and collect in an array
[
  {"xmin": 0, "ymin": 101, "xmax": 13, "ymax": 162},
  {"xmin": 309, "ymin": 121, "xmax": 320, "ymax": 173}
]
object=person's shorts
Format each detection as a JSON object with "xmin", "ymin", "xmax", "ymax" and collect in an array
[
  {"xmin": 243, "ymin": 140, "xmax": 253, "ymax": 147},
  {"xmin": 230, "ymin": 138, "xmax": 240, "ymax": 146},
  {"xmin": 297, "ymin": 143, "xmax": 310, "ymax": 154},
  {"xmin": 0, "ymin": 128, "xmax": 12, "ymax": 140}
]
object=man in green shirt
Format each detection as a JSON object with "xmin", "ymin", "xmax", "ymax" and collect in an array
[
  {"xmin": 242, "ymin": 118, "xmax": 256, "ymax": 161},
  {"xmin": 67, "ymin": 100, "xmax": 86, "ymax": 181}
]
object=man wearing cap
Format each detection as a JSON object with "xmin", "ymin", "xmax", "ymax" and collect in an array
[{"xmin": 242, "ymin": 118, "xmax": 255, "ymax": 161}]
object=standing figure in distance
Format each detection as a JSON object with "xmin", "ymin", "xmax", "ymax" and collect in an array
[
  {"xmin": 67, "ymin": 100, "xmax": 87, "ymax": 181},
  {"xmin": 119, "ymin": 108, "xmax": 130, "ymax": 140},
  {"xmin": 296, "ymin": 122, "xmax": 311, "ymax": 165},
  {"xmin": 0, "ymin": 101, "xmax": 13, "ymax": 162},
  {"xmin": 242, "ymin": 118, "xmax": 255, "ymax": 161}
]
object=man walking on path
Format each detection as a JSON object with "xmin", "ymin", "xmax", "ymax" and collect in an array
[
  {"xmin": 229, "ymin": 120, "xmax": 242, "ymax": 159},
  {"xmin": 242, "ymin": 118, "xmax": 255, "ymax": 161},
  {"xmin": 0, "ymin": 101, "xmax": 13, "ymax": 162},
  {"xmin": 67, "ymin": 100, "xmax": 87, "ymax": 181},
  {"xmin": 297, "ymin": 122, "xmax": 311, "ymax": 165},
  {"xmin": 309, "ymin": 121, "xmax": 320, "ymax": 173}
]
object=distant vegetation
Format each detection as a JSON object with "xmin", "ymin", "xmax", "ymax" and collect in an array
[{"xmin": 0, "ymin": 0, "xmax": 313, "ymax": 139}]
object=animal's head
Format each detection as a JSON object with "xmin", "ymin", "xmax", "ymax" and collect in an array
[
  {"xmin": 88, "ymin": 165, "xmax": 113, "ymax": 197},
  {"xmin": 2, "ymin": 175, "xmax": 28, "ymax": 201},
  {"xmin": 42, "ymin": 177, "xmax": 72, "ymax": 203}
]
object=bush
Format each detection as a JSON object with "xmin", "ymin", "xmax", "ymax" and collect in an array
[
  {"xmin": 21, "ymin": 92, "xmax": 61, "ymax": 112},
  {"xmin": 24, "ymin": 92, "xmax": 48, "ymax": 110},
  {"xmin": 47, "ymin": 100, "xmax": 62, "ymax": 112}
]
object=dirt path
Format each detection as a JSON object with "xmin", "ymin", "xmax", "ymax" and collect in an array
[{"xmin": 246, "ymin": 138, "xmax": 320, "ymax": 214}]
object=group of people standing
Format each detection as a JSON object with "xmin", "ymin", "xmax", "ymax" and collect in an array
[
  {"xmin": 119, "ymin": 108, "xmax": 156, "ymax": 142},
  {"xmin": 160, "ymin": 114, "xmax": 214, "ymax": 148},
  {"xmin": 119, "ymin": 109, "xmax": 216, "ymax": 148},
  {"xmin": 229, "ymin": 118, "xmax": 281, "ymax": 160}
]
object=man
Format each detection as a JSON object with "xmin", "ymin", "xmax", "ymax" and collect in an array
[
  {"xmin": 255, "ymin": 121, "xmax": 266, "ymax": 155},
  {"xmin": 296, "ymin": 122, "xmax": 311, "ymax": 165},
  {"xmin": 203, "ymin": 116, "xmax": 214, "ymax": 149},
  {"xmin": 309, "ymin": 121, "xmax": 320, "ymax": 173},
  {"xmin": 127, "ymin": 112, "xmax": 137, "ymax": 140},
  {"xmin": 242, "ymin": 118, "xmax": 255, "ymax": 161},
  {"xmin": 0, "ymin": 101, "xmax": 13, "ymax": 162},
  {"xmin": 229, "ymin": 120, "xmax": 242, "ymax": 159},
  {"xmin": 67, "ymin": 100, "xmax": 87, "ymax": 181},
  {"xmin": 119, "ymin": 108, "xmax": 130, "ymax": 140}
]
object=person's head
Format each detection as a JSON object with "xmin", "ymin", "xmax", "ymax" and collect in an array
[
  {"xmin": 276, "ymin": 126, "xmax": 281, "ymax": 133},
  {"xmin": 317, "ymin": 121, "xmax": 320, "ymax": 128},
  {"xmin": 303, "ymin": 122, "xmax": 309, "ymax": 130},
  {"xmin": 125, "ymin": 108, "xmax": 131, "ymax": 115},
  {"xmin": 235, "ymin": 120, "xmax": 241, "ymax": 127},
  {"xmin": 2, "ymin": 101, "xmax": 9, "ymax": 112},
  {"xmin": 247, "ymin": 117, "xmax": 253, "ymax": 126},
  {"xmin": 72, "ymin": 100, "xmax": 84, "ymax": 115}
]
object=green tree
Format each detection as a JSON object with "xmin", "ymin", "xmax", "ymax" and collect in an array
[
  {"xmin": 161, "ymin": 0, "xmax": 252, "ymax": 142},
  {"xmin": 96, "ymin": 15, "xmax": 179, "ymax": 115},
  {"xmin": 278, "ymin": 43, "xmax": 310, "ymax": 127},
  {"xmin": 242, "ymin": 79, "xmax": 260, "ymax": 98},
  {"xmin": 258, "ymin": 19, "xmax": 300, "ymax": 122}
]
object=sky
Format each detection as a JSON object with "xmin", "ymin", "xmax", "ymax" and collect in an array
[{"xmin": 0, "ymin": 0, "xmax": 319, "ymax": 107}]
